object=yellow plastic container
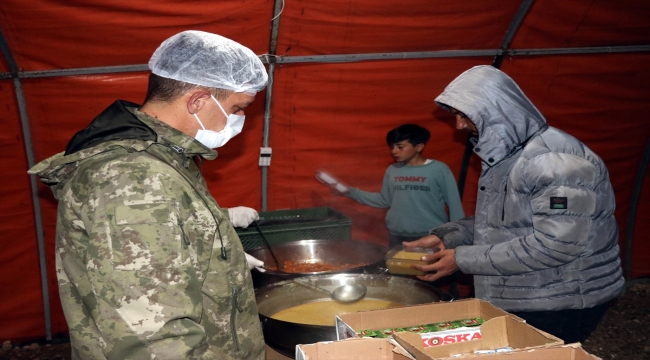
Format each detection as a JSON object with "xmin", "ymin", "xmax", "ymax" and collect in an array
[{"xmin": 385, "ymin": 246, "xmax": 439, "ymax": 276}]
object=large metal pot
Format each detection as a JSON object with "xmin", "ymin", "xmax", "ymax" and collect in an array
[
  {"xmin": 256, "ymin": 273, "xmax": 453, "ymax": 358},
  {"xmin": 248, "ymin": 239, "xmax": 388, "ymax": 288}
]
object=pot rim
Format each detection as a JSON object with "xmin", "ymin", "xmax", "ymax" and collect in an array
[{"xmin": 249, "ymin": 239, "xmax": 388, "ymax": 275}]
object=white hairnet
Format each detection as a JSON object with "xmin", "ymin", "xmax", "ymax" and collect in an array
[{"xmin": 149, "ymin": 30, "xmax": 268, "ymax": 94}]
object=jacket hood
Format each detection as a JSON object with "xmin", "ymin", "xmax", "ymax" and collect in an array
[
  {"xmin": 29, "ymin": 100, "xmax": 216, "ymax": 196},
  {"xmin": 65, "ymin": 100, "xmax": 156, "ymax": 155},
  {"xmin": 435, "ymin": 65, "xmax": 548, "ymax": 166}
]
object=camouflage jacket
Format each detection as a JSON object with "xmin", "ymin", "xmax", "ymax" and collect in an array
[{"xmin": 28, "ymin": 100, "xmax": 265, "ymax": 360}]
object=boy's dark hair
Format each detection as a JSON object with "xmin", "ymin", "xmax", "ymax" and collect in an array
[{"xmin": 386, "ymin": 124, "xmax": 431, "ymax": 146}]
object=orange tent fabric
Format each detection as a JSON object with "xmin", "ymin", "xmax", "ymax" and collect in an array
[{"xmin": 1, "ymin": 0, "xmax": 649, "ymax": 343}]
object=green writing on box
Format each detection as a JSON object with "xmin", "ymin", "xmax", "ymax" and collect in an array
[{"xmin": 355, "ymin": 317, "xmax": 485, "ymax": 339}]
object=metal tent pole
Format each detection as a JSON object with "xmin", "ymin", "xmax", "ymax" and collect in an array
[
  {"xmin": 261, "ymin": 64, "xmax": 274, "ymax": 213},
  {"xmin": 508, "ymin": 45, "xmax": 650, "ymax": 56},
  {"xmin": 452, "ymin": 0, "xmax": 538, "ymax": 199},
  {"xmin": 268, "ymin": 49, "xmax": 500, "ymax": 63},
  {"xmin": 456, "ymin": 0, "xmax": 535, "ymax": 200},
  {"xmin": 7, "ymin": 64, "xmax": 149, "ymax": 79},
  {"xmin": 451, "ymin": 0, "xmax": 535, "ymax": 300},
  {"xmin": 624, "ymin": 136, "xmax": 650, "ymax": 279},
  {"xmin": 2, "ymin": 46, "xmax": 649, "ymax": 80},
  {"xmin": 260, "ymin": 0, "xmax": 285, "ymax": 212},
  {"xmin": 492, "ymin": 0, "xmax": 535, "ymax": 68},
  {"xmin": 0, "ymin": 29, "xmax": 52, "ymax": 341},
  {"xmin": 0, "ymin": 45, "xmax": 650, "ymax": 80}
]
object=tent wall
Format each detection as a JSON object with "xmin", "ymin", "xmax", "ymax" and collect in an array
[
  {"xmin": 266, "ymin": 52, "xmax": 650, "ymax": 259},
  {"xmin": 0, "ymin": 0, "xmax": 275, "ymax": 70},
  {"xmin": 0, "ymin": 0, "xmax": 649, "ymax": 343},
  {"xmin": 0, "ymin": 79, "xmax": 48, "ymax": 340}
]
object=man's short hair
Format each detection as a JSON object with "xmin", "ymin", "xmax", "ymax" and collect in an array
[
  {"xmin": 386, "ymin": 124, "xmax": 431, "ymax": 146},
  {"xmin": 143, "ymin": 73, "xmax": 233, "ymax": 103}
]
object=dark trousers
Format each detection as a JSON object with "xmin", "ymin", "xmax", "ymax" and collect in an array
[
  {"xmin": 388, "ymin": 234, "xmax": 424, "ymax": 249},
  {"xmin": 510, "ymin": 302, "xmax": 610, "ymax": 344}
]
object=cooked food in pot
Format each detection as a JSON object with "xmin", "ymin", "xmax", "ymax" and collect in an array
[{"xmin": 267, "ymin": 259, "xmax": 371, "ymax": 273}]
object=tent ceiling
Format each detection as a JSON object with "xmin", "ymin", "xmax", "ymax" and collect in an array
[{"xmin": 1, "ymin": 0, "xmax": 649, "ymax": 77}]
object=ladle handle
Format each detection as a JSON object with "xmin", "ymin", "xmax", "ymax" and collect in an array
[
  {"xmin": 290, "ymin": 280, "xmax": 332, "ymax": 296},
  {"xmin": 253, "ymin": 220, "xmax": 281, "ymax": 270}
]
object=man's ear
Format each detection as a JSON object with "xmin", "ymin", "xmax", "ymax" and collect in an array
[
  {"xmin": 415, "ymin": 143, "xmax": 426, "ymax": 152},
  {"xmin": 186, "ymin": 90, "xmax": 212, "ymax": 115}
]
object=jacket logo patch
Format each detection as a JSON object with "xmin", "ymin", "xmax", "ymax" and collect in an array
[{"xmin": 550, "ymin": 197, "xmax": 568, "ymax": 209}]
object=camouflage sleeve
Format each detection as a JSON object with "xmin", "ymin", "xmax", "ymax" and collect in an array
[
  {"xmin": 222, "ymin": 207, "xmax": 231, "ymax": 221},
  {"xmin": 74, "ymin": 155, "xmax": 220, "ymax": 359}
]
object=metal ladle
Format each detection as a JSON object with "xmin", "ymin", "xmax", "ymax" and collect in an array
[
  {"xmin": 331, "ymin": 283, "xmax": 368, "ymax": 303},
  {"xmin": 291, "ymin": 280, "xmax": 367, "ymax": 303}
]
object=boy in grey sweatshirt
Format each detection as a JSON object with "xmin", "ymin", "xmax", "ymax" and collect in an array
[{"xmin": 335, "ymin": 124, "xmax": 465, "ymax": 248}]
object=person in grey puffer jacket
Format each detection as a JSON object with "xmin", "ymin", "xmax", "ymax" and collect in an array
[{"xmin": 404, "ymin": 65, "xmax": 625, "ymax": 344}]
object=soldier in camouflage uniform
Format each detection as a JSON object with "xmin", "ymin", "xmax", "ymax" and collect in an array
[{"xmin": 28, "ymin": 31, "xmax": 268, "ymax": 359}]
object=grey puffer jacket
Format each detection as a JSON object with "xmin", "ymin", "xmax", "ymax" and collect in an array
[{"xmin": 432, "ymin": 65, "xmax": 625, "ymax": 312}]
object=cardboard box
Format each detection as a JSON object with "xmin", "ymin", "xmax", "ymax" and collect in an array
[
  {"xmin": 295, "ymin": 338, "xmax": 414, "ymax": 360},
  {"xmin": 411, "ymin": 343, "xmax": 601, "ymax": 360},
  {"xmin": 335, "ymin": 299, "xmax": 515, "ymax": 340},
  {"xmin": 497, "ymin": 344, "xmax": 600, "ymax": 360},
  {"xmin": 467, "ymin": 343, "xmax": 601, "ymax": 360},
  {"xmin": 393, "ymin": 316, "xmax": 562, "ymax": 359}
]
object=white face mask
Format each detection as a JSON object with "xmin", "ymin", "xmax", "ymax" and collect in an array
[{"xmin": 193, "ymin": 95, "xmax": 246, "ymax": 149}]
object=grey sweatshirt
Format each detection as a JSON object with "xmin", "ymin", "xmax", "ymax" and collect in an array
[{"xmin": 348, "ymin": 160, "xmax": 464, "ymax": 237}]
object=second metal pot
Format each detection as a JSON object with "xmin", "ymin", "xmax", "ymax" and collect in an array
[
  {"xmin": 248, "ymin": 239, "xmax": 388, "ymax": 288},
  {"xmin": 256, "ymin": 273, "xmax": 453, "ymax": 358}
]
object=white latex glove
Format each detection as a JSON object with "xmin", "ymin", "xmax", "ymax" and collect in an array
[
  {"xmin": 245, "ymin": 253, "xmax": 264, "ymax": 270},
  {"xmin": 228, "ymin": 206, "xmax": 259, "ymax": 228}
]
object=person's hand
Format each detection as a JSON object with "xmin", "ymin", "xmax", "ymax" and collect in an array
[
  {"xmin": 412, "ymin": 249, "xmax": 458, "ymax": 282},
  {"xmin": 228, "ymin": 206, "xmax": 259, "ymax": 228},
  {"xmin": 244, "ymin": 253, "xmax": 264, "ymax": 270},
  {"xmin": 402, "ymin": 235, "xmax": 447, "ymax": 250}
]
